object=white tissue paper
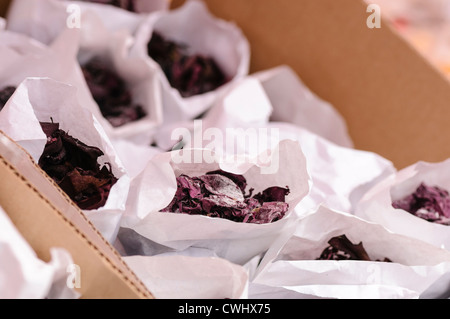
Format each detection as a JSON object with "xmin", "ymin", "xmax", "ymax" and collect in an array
[
  {"xmin": 0, "ymin": 28, "xmax": 86, "ymax": 104},
  {"xmin": 355, "ymin": 159, "xmax": 450, "ymax": 252},
  {"xmin": 250, "ymin": 65, "xmax": 354, "ymax": 148},
  {"xmin": 5, "ymin": 1, "xmax": 164, "ymax": 144},
  {"xmin": 155, "ymin": 74, "xmax": 396, "ymax": 216},
  {"xmin": 75, "ymin": 21, "xmax": 163, "ymax": 144},
  {"xmin": 124, "ymin": 254, "xmax": 248, "ymax": 299},
  {"xmin": 131, "ymin": 0, "xmax": 250, "ymax": 124},
  {"xmin": 0, "ymin": 78, "xmax": 130, "ymax": 243},
  {"xmin": 109, "ymin": 138, "xmax": 162, "ymax": 179},
  {"xmin": 6, "ymin": 0, "xmax": 168, "ymax": 46},
  {"xmin": 119, "ymin": 139, "xmax": 311, "ymax": 265},
  {"xmin": 249, "ymin": 205, "xmax": 450, "ymax": 299}
]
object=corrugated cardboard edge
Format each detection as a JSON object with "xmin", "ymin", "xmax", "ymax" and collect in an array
[{"xmin": 0, "ymin": 130, "xmax": 154, "ymax": 299}]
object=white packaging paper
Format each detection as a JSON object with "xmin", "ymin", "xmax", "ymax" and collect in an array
[
  {"xmin": 109, "ymin": 138, "xmax": 162, "ymax": 179},
  {"xmin": 124, "ymin": 254, "xmax": 248, "ymax": 299},
  {"xmin": 6, "ymin": 1, "xmax": 164, "ymax": 144},
  {"xmin": 158, "ymin": 76, "xmax": 396, "ymax": 215},
  {"xmin": 355, "ymin": 159, "xmax": 450, "ymax": 251},
  {"xmin": 120, "ymin": 139, "xmax": 311, "ymax": 265},
  {"xmin": 0, "ymin": 78, "xmax": 130, "ymax": 243},
  {"xmin": 251, "ymin": 65, "xmax": 353, "ymax": 148},
  {"xmin": 131, "ymin": 0, "xmax": 250, "ymax": 124},
  {"xmin": 75, "ymin": 22, "xmax": 163, "ymax": 144},
  {"xmin": 6, "ymin": 0, "xmax": 167, "ymax": 46},
  {"xmin": 0, "ymin": 28, "xmax": 85, "ymax": 102},
  {"xmin": 250, "ymin": 205, "xmax": 450, "ymax": 299}
]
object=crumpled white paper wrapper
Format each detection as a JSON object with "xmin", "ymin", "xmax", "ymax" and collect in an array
[
  {"xmin": 109, "ymin": 138, "xmax": 162, "ymax": 179},
  {"xmin": 5, "ymin": 1, "xmax": 164, "ymax": 144},
  {"xmin": 0, "ymin": 204, "xmax": 78, "ymax": 299},
  {"xmin": 0, "ymin": 78, "xmax": 130, "ymax": 243},
  {"xmin": 355, "ymin": 159, "xmax": 450, "ymax": 252},
  {"xmin": 250, "ymin": 65, "xmax": 353, "ymax": 148},
  {"xmin": 75, "ymin": 22, "xmax": 163, "ymax": 144},
  {"xmin": 131, "ymin": 0, "xmax": 250, "ymax": 124},
  {"xmin": 267, "ymin": 122, "xmax": 396, "ymax": 216},
  {"xmin": 155, "ymin": 75, "xmax": 396, "ymax": 215},
  {"xmin": 249, "ymin": 205, "xmax": 450, "ymax": 299},
  {"xmin": 123, "ymin": 254, "xmax": 248, "ymax": 299},
  {"xmin": 6, "ymin": 0, "xmax": 167, "ymax": 46},
  {"xmin": 119, "ymin": 139, "xmax": 311, "ymax": 265},
  {"xmin": 0, "ymin": 28, "xmax": 88, "ymax": 101}
]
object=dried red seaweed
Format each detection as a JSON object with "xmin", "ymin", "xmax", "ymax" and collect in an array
[
  {"xmin": 81, "ymin": 57, "xmax": 146, "ymax": 127},
  {"xmin": 75, "ymin": 0, "xmax": 136, "ymax": 11},
  {"xmin": 317, "ymin": 235, "xmax": 392, "ymax": 262},
  {"xmin": 392, "ymin": 183, "xmax": 450, "ymax": 225},
  {"xmin": 160, "ymin": 170, "xmax": 290, "ymax": 224},
  {"xmin": 38, "ymin": 121, "xmax": 118, "ymax": 210},
  {"xmin": 0, "ymin": 86, "xmax": 16, "ymax": 111},
  {"xmin": 147, "ymin": 32, "xmax": 229, "ymax": 98}
]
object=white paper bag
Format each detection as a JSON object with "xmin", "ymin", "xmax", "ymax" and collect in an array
[
  {"xmin": 131, "ymin": 0, "xmax": 250, "ymax": 124},
  {"xmin": 2, "ymin": 21, "xmax": 162, "ymax": 144},
  {"xmin": 120, "ymin": 139, "xmax": 311, "ymax": 265},
  {"xmin": 75, "ymin": 22, "xmax": 163, "ymax": 144},
  {"xmin": 6, "ymin": 0, "xmax": 165, "ymax": 144},
  {"xmin": 6, "ymin": 0, "xmax": 167, "ymax": 46},
  {"xmin": 0, "ymin": 28, "xmax": 84, "ymax": 99},
  {"xmin": 250, "ymin": 205, "xmax": 450, "ymax": 299},
  {"xmin": 355, "ymin": 159, "xmax": 450, "ymax": 251},
  {"xmin": 109, "ymin": 138, "xmax": 162, "ymax": 179},
  {"xmin": 0, "ymin": 78, "xmax": 130, "ymax": 243}
]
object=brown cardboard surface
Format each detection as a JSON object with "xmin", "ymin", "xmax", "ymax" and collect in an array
[
  {"xmin": 0, "ymin": 0, "xmax": 8, "ymax": 17},
  {"xmin": 0, "ymin": 131, "xmax": 154, "ymax": 299},
  {"xmin": 170, "ymin": 0, "xmax": 450, "ymax": 169}
]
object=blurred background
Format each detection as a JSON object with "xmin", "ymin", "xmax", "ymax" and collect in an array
[{"xmin": 374, "ymin": 0, "xmax": 450, "ymax": 78}]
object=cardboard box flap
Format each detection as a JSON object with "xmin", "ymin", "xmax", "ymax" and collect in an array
[{"xmin": 0, "ymin": 130, "xmax": 153, "ymax": 299}]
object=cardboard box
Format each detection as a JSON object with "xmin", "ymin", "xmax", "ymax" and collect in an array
[
  {"xmin": 1, "ymin": 0, "xmax": 450, "ymax": 298},
  {"xmin": 0, "ymin": 130, "xmax": 154, "ymax": 299}
]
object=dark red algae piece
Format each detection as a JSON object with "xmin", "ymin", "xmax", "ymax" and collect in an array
[
  {"xmin": 160, "ymin": 170, "xmax": 290, "ymax": 224},
  {"xmin": 392, "ymin": 183, "xmax": 450, "ymax": 225},
  {"xmin": 74, "ymin": 0, "xmax": 136, "ymax": 12},
  {"xmin": 317, "ymin": 235, "xmax": 392, "ymax": 262},
  {"xmin": 38, "ymin": 121, "xmax": 118, "ymax": 210},
  {"xmin": 147, "ymin": 32, "xmax": 229, "ymax": 98},
  {"xmin": 0, "ymin": 86, "xmax": 16, "ymax": 111},
  {"xmin": 81, "ymin": 57, "xmax": 146, "ymax": 127}
]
